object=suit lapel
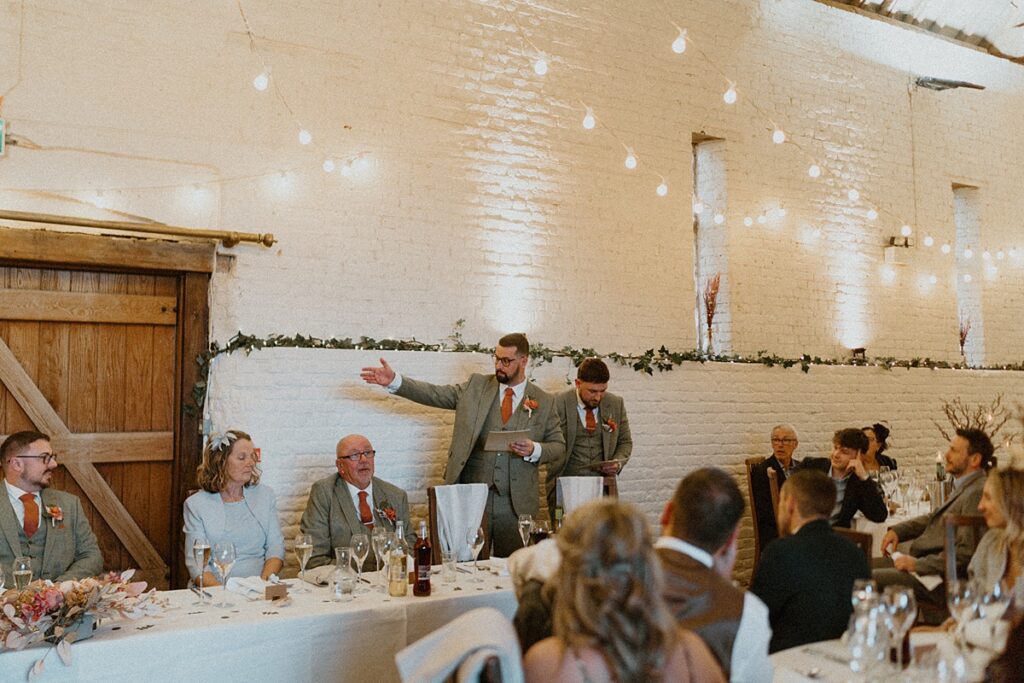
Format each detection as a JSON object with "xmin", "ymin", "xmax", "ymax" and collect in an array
[
  {"xmin": 472, "ymin": 377, "xmax": 500, "ymax": 441},
  {"xmin": 334, "ymin": 477, "xmax": 363, "ymax": 535},
  {"xmin": 40, "ymin": 489, "xmax": 58, "ymax": 574},
  {"xmin": 0, "ymin": 492, "xmax": 23, "ymax": 558},
  {"xmin": 600, "ymin": 404, "xmax": 612, "ymax": 459},
  {"xmin": 931, "ymin": 471, "xmax": 982, "ymax": 521},
  {"xmin": 564, "ymin": 391, "xmax": 578, "ymax": 453}
]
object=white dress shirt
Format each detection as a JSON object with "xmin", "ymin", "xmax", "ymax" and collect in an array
[
  {"xmin": 654, "ymin": 536, "xmax": 774, "ymax": 683},
  {"xmin": 575, "ymin": 393, "xmax": 600, "ymax": 429},
  {"xmin": 5, "ymin": 480, "xmax": 41, "ymax": 530},
  {"xmin": 388, "ymin": 372, "xmax": 542, "ymax": 461}
]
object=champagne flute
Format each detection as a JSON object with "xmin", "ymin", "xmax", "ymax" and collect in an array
[
  {"xmin": 517, "ymin": 514, "xmax": 533, "ymax": 549},
  {"xmin": 351, "ymin": 533, "xmax": 370, "ymax": 593},
  {"xmin": 978, "ymin": 579, "xmax": 1011, "ymax": 642},
  {"xmin": 192, "ymin": 537, "xmax": 211, "ymax": 605},
  {"xmin": 372, "ymin": 528, "xmax": 389, "ymax": 592},
  {"xmin": 883, "ymin": 586, "xmax": 917, "ymax": 671},
  {"xmin": 466, "ymin": 527, "xmax": 485, "ymax": 582},
  {"xmin": 947, "ymin": 579, "xmax": 976, "ymax": 651},
  {"xmin": 12, "ymin": 556, "xmax": 32, "ymax": 590},
  {"xmin": 293, "ymin": 533, "xmax": 313, "ymax": 593},
  {"xmin": 0, "ymin": 563, "xmax": 6, "ymax": 592},
  {"xmin": 211, "ymin": 542, "xmax": 236, "ymax": 608}
]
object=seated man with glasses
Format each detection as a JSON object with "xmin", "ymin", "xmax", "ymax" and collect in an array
[
  {"xmin": 750, "ymin": 425, "xmax": 802, "ymax": 555},
  {"xmin": 801, "ymin": 428, "xmax": 888, "ymax": 529},
  {"xmin": 300, "ymin": 434, "xmax": 415, "ymax": 570},
  {"xmin": 1, "ymin": 430, "xmax": 103, "ymax": 581}
]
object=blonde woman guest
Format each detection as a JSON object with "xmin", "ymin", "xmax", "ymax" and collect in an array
[
  {"xmin": 183, "ymin": 431, "xmax": 284, "ymax": 586},
  {"xmin": 523, "ymin": 499, "xmax": 724, "ymax": 683},
  {"xmin": 970, "ymin": 468, "xmax": 1024, "ymax": 595}
]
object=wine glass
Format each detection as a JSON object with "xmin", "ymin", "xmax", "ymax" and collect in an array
[
  {"xmin": 883, "ymin": 586, "xmax": 917, "ymax": 671},
  {"xmin": 351, "ymin": 533, "xmax": 370, "ymax": 593},
  {"xmin": 12, "ymin": 556, "xmax": 32, "ymax": 589},
  {"xmin": 466, "ymin": 527, "xmax": 485, "ymax": 581},
  {"xmin": 192, "ymin": 537, "xmax": 211, "ymax": 605},
  {"xmin": 372, "ymin": 528, "xmax": 389, "ymax": 592},
  {"xmin": 293, "ymin": 533, "xmax": 313, "ymax": 593},
  {"xmin": 978, "ymin": 579, "xmax": 1011, "ymax": 642},
  {"xmin": 851, "ymin": 579, "xmax": 878, "ymax": 611},
  {"xmin": 211, "ymin": 542, "xmax": 236, "ymax": 608},
  {"xmin": 947, "ymin": 579, "xmax": 977, "ymax": 650},
  {"xmin": 517, "ymin": 514, "xmax": 533, "ymax": 549}
]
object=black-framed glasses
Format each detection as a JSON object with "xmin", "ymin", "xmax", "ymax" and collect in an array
[
  {"xmin": 337, "ymin": 450, "xmax": 376, "ymax": 462},
  {"xmin": 771, "ymin": 438, "xmax": 796, "ymax": 444},
  {"xmin": 493, "ymin": 355, "xmax": 519, "ymax": 367},
  {"xmin": 18, "ymin": 453, "xmax": 58, "ymax": 465}
]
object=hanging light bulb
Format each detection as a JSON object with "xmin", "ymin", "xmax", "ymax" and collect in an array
[
  {"xmin": 941, "ymin": 243, "xmax": 952, "ymax": 254},
  {"xmin": 743, "ymin": 216, "xmax": 753, "ymax": 227},
  {"xmin": 713, "ymin": 213, "xmax": 725, "ymax": 225},
  {"xmin": 624, "ymin": 148, "xmax": 637, "ymax": 170},
  {"xmin": 723, "ymin": 84, "xmax": 737, "ymax": 104},
  {"xmin": 881, "ymin": 266, "xmax": 896, "ymax": 283},
  {"xmin": 777, "ymin": 207, "xmax": 787, "ymax": 217},
  {"xmin": 848, "ymin": 189, "xmax": 860, "ymax": 201},
  {"xmin": 298, "ymin": 129, "xmax": 312, "ymax": 145},
  {"xmin": 253, "ymin": 72, "xmax": 270, "ymax": 91},
  {"xmin": 900, "ymin": 225, "xmax": 912, "ymax": 237},
  {"xmin": 866, "ymin": 208, "xmax": 878, "ymax": 221},
  {"xmin": 923, "ymin": 235, "xmax": 934, "ymax": 247},
  {"xmin": 964, "ymin": 247, "xmax": 974, "ymax": 259},
  {"xmin": 533, "ymin": 57, "xmax": 548, "ymax": 75},
  {"xmin": 982, "ymin": 250, "xmax": 992, "ymax": 260},
  {"xmin": 928, "ymin": 274, "xmax": 938, "ymax": 285},
  {"xmin": 340, "ymin": 163, "xmax": 353, "ymax": 177},
  {"xmin": 353, "ymin": 157, "xmax": 370, "ymax": 171},
  {"xmin": 997, "ymin": 250, "xmax": 1005, "ymax": 260},
  {"xmin": 808, "ymin": 163, "xmax": 821, "ymax": 178},
  {"xmin": 322, "ymin": 159, "xmax": 335, "ymax": 172},
  {"xmin": 963, "ymin": 273, "xmax": 973, "ymax": 283},
  {"xmin": 692, "ymin": 200, "xmax": 704, "ymax": 215},
  {"xmin": 756, "ymin": 215, "xmax": 767, "ymax": 225},
  {"xmin": 772, "ymin": 129, "xmax": 785, "ymax": 144},
  {"xmin": 582, "ymin": 107, "xmax": 596, "ymax": 130},
  {"xmin": 656, "ymin": 179, "xmax": 668, "ymax": 196},
  {"xmin": 671, "ymin": 28, "xmax": 687, "ymax": 54}
]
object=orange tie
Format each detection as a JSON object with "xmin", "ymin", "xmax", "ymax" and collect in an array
[
  {"xmin": 585, "ymin": 407, "xmax": 597, "ymax": 433},
  {"xmin": 21, "ymin": 493, "xmax": 39, "ymax": 538},
  {"xmin": 501, "ymin": 387, "xmax": 514, "ymax": 424},
  {"xmin": 358, "ymin": 491, "xmax": 374, "ymax": 529}
]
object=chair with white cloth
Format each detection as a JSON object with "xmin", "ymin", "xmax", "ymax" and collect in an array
[
  {"xmin": 429, "ymin": 483, "xmax": 490, "ymax": 563},
  {"xmin": 396, "ymin": 607, "xmax": 524, "ymax": 683},
  {"xmin": 556, "ymin": 476, "xmax": 603, "ymax": 520}
]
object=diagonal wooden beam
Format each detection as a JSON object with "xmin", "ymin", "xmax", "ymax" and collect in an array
[
  {"xmin": 63, "ymin": 462, "xmax": 168, "ymax": 573},
  {"xmin": 0, "ymin": 337, "xmax": 71, "ymax": 436},
  {"xmin": 0, "ymin": 432, "xmax": 174, "ymax": 463}
]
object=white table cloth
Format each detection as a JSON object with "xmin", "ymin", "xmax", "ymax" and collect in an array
[
  {"xmin": 854, "ymin": 509, "xmax": 915, "ymax": 557},
  {"xmin": 0, "ymin": 565, "xmax": 517, "ymax": 683}
]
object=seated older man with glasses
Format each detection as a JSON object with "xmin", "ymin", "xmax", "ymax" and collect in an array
[
  {"xmin": 300, "ymin": 434, "xmax": 415, "ymax": 571},
  {"xmin": 1, "ymin": 430, "xmax": 104, "ymax": 581}
]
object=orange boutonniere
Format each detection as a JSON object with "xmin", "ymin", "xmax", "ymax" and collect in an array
[
  {"xmin": 603, "ymin": 418, "xmax": 617, "ymax": 433},
  {"xmin": 44, "ymin": 505, "xmax": 64, "ymax": 529},
  {"xmin": 523, "ymin": 398, "xmax": 539, "ymax": 418}
]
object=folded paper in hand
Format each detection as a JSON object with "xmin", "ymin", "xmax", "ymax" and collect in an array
[
  {"xmin": 890, "ymin": 552, "xmax": 943, "ymax": 591},
  {"xmin": 483, "ymin": 430, "xmax": 531, "ymax": 452}
]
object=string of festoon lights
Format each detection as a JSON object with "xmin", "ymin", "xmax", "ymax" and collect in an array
[{"xmin": 498, "ymin": 1, "xmax": 1022, "ymax": 286}]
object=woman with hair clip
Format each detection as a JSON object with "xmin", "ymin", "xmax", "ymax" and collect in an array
[
  {"xmin": 183, "ymin": 430, "xmax": 284, "ymax": 585},
  {"xmin": 523, "ymin": 499, "xmax": 724, "ymax": 683},
  {"xmin": 862, "ymin": 422, "xmax": 897, "ymax": 471}
]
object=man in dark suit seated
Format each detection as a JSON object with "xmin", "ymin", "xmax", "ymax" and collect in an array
[
  {"xmin": 801, "ymin": 428, "xmax": 887, "ymax": 528},
  {"xmin": 751, "ymin": 469, "xmax": 871, "ymax": 653},
  {"xmin": 750, "ymin": 424, "xmax": 801, "ymax": 556}
]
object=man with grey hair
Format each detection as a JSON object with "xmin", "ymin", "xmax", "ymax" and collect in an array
[{"xmin": 750, "ymin": 425, "xmax": 800, "ymax": 555}]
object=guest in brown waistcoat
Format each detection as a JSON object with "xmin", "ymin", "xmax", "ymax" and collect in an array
[{"xmin": 656, "ymin": 468, "xmax": 773, "ymax": 682}]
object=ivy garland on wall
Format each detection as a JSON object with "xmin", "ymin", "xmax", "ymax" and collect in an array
[{"xmin": 188, "ymin": 320, "xmax": 1024, "ymax": 416}]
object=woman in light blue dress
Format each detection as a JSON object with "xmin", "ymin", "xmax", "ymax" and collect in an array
[{"xmin": 183, "ymin": 430, "xmax": 284, "ymax": 585}]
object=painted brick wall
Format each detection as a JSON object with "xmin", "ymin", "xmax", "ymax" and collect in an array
[{"xmin": 2, "ymin": 0, "xmax": 1024, "ymax": 579}]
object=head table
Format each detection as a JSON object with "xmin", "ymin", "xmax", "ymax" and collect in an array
[{"xmin": 0, "ymin": 566, "xmax": 517, "ymax": 683}]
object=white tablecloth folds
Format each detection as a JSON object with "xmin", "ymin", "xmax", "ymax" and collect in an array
[
  {"xmin": 435, "ymin": 483, "xmax": 489, "ymax": 561},
  {"xmin": 395, "ymin": 607, "xmax": 524, "ymax": 683},
  {"xmin": 556, "ymin": 476, "xmax": 603, "ymax": 517}
]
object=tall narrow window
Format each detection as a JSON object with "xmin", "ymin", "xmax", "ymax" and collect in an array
[
  {"xmin": 953, "ymin": 184, "xmax": 984, "ymax": 365},
  {"xmin": 692, "ymin": 134, "xmax": 730, "ymax": 353}
]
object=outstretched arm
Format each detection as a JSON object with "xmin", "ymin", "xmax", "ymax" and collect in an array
[{"xmin": 360, "ymin": 357, "xmax": 397, "ymax": 386}]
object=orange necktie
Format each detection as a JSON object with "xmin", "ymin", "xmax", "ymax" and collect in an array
[
  {"xmin": 585, "ymin": 407, "xmax": 597, "ymax": 433},
  {"xmin": 501, "ymin": 387, "xmax": 514, "ymax": 424},
  {"xmin": 358, "ymin": 491, "xmax": 374, "ymax": 529},
  {"xmin": 21, "ymin": 493, "xmax": 39, "ymax": 538}
]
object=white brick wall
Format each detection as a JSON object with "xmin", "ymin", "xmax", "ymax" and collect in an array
[{"xmin": 2, "ymin": 0, "xmax": 1024, "ymax": 578}]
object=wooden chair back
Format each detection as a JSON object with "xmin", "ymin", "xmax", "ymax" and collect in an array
[
  {"xmin": 943, "ymin": 514, "xmax": 988, "ymax": 582},
  {"xmin": 744, "ymin": 457, "xmax": 766, "ymax": 561},
  {"xmin": 766, "ymin": 468, "xmax": 781, "ymax": 519},
  {"xmin": 602, "ymin": 475, "xmax": 618, "ymax": 499},
  {"xmin": 443, "ymin": 654, "xmax": 503, "ymax": 683},
  {"xmin": 428, "ymin": 486, "xmax": 490, "ymax": 565},
  {"xmin": 834, "ymin": 527, "xmax": 873, "ymax": 563}
]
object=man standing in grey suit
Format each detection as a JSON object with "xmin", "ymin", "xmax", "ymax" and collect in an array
[
  {"xmin": 301, "ymin": 434, "xmax": 415, "ymax": 570},
  {"xmin": 1, "ymin": 431, "xmax": 103, "ymax": 582},
  {"xmin": 361, "ymin": 333, "xmax": 565, "ymax": 557},
  {"xmin": 547, "ymin": 357, "xmax": 632, "ymax": 520},
  {"xmin": 874, "ymin": 428, "xmax": 992, "ymax": 617}
]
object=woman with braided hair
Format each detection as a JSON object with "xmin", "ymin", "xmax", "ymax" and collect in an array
[{"xmin": 523, "ymin": 499, "xmax": 724, "ymax": 683}]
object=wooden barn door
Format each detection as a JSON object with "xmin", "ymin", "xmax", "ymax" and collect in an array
[{"xmin": 0, "ymin": 228, "xmax": 212, "ymax": 589}]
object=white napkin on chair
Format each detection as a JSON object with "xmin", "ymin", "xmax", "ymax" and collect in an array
[
  {"xmin": 434, "ymin": 483, "xmax": 489, "ymax": 562},
  {"xmin": 557, "ymin": 476, "xmax": 603, "ymax": 517}
]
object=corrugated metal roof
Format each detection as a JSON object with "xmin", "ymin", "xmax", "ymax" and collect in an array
[{"xmin": 818, "ymin": 0, "xmax": 1024, "ymax": 62}]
